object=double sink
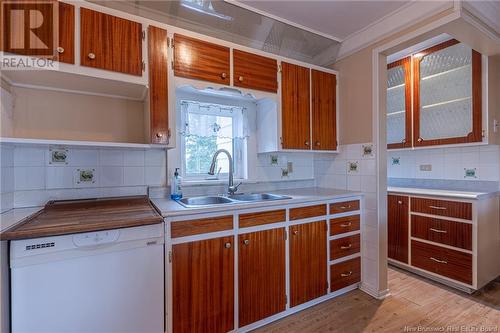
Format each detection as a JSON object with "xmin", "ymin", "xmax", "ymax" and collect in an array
[{"xmin": 177, "ymin": 193, "xmax": 292, "ymax": 208}]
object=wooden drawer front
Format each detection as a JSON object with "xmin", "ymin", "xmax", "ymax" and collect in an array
[
  {"xmin": 173, "ymin": 34, "xmax": 230, "ymax": 85},
  {"xmin": 290, "ymin": 204, "xmax": 326, "ymax": 221},
  {"xmin": 233, "ymin": 49, "xmax": 278, "ymax": 93},
  {"xmin": 330, "ymin": 215, "xmax": 360, "ymax": 236},
  {"xmin": 330, "ymin": 200, "xmax": 360, "ymax": 214},
  {"xmin": 171, "ymin": 215, "xmax": 233, "ymax": 238},
  {"xmin": 411, "ymin": 215, "xmax": 472, "ymax": 250},
  {"xmin": 411, "ymin": 240, "xmax": 472, "ymax": 285},
  {"xmin": 330, "ymin": 257, "xmax": 361, "ymax": 291},
  {"xmin": 239, "ymin": 209, "xmax": 286, "ymax": 228},
  {"xmin": 330, "ymin": 234, "xmax": 360, "ymax": 260},
  {"xmin": 411, "ymin": 197, "xmax": 472, "ymax": 220}
]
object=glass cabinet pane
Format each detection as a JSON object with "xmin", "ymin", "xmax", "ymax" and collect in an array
[
  {"xmin": 418, "ymin": 43, "xmax": 473, "ymax": 141},
  {"xmin": 387, "ymin": 59, "xmax": 409, "ymax": 147}
]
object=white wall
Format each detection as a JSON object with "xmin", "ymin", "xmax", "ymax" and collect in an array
[
  {"xmin": 387, "ymin": 145, "xmax": 500, "ymax": 182},
  {"xmin": 314, "ymin": 143, "xmax": 380, "ymax": 297}
]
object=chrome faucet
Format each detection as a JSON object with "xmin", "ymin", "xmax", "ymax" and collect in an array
[{"xmin": 208, "ymin": 149, "xmax": 241, "ymax": 195}]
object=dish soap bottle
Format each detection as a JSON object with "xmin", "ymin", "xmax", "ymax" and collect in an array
[{"xmin": 170, "ymin": 168, "xmax": 182, "ymax": 200}]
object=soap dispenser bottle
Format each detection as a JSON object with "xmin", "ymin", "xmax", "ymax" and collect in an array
[{"xmin": 170, "ymin": 168, "xmax": 182, "ymax": 200}]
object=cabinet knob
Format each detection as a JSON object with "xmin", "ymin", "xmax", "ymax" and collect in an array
[
  {"xmin": 243, "ymin": 239, "xmax": 249, "ymax": 245},
  {"xmin": 238, "ymin": 76, "xmax": 244, "ymax": 82},
  {"xmin": 304, "ymin": 140, "xmax": 310, "ymax": 146},
  {"xmin": 88, "ymin": 52, "xmax": 96, "ymax": 60},
  {"xmin": 56, "ymin": 46, "xmax": 65, "ymax": 54},
  {"xmin": 293, "ymin": 230, "xmax": 299, "ymax": 235},
  {"xmin": 398, "ymin": 200, "xmax": 403, "ymax": 204},
  {"xmin": 221, "ymin": 72, "xmax": 227, "ymax": 79},
  {"xmin": 156, "ymin": 133, "xmax": 163, "ymax": 139},
  {"xmin": 315, "ymin": 141, "xmax": 320, "ymax": 146},
  {"xmin": 401, "ymin": 139, "xmax": 406, "ymax": 144},
  {"xmin": 417, "ymin": 137, "xmax": 423, "ymax": 142},
  {"xmin": 224, "ymin": 242, "xmax": 231, "ymax": 249}
]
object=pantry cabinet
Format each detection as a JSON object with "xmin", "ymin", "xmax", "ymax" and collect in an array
[
  {"xmin": 147, "ymin": 26, "xmax": 169, "ymax": 144},
  {"xmin": 289, "ymin": 221, "xmax": 328, "ymax": 307},
  {"xmin": 172, "ymin": 236, "xmax": 234, "ymax": 333},
  {"xmin": 387, "ymin": 194, "xmax": 409, "ymax": 264},
  {"xmin": 80, "ymin": 8, "xmax": 143, "ymax": 76},
  {"xmin": 173, "ymin": 34, "xmax": 230, "ymax": 85},
  {"xmin": 233, "ymin": 49, "xmax": 278, "ymax": 93},
  {"xmin": 312, "ymin": 69, "xmax": 337, "ymax": 150},
  {"xmin": 281, "ymin": 62, "xmax": 311, "ymax": 150},
  {"xmin": 238, "ymin": 228, "xmax": 286, "ymax": 327}
]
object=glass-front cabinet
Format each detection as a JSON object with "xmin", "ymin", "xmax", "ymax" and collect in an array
[{"xmin": 387, "ymin": 39, "xmax": 482, "ymax": 149}]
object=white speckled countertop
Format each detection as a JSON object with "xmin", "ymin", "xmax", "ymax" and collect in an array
[
  {"xmin": 151, "ymin": 187, "xmax": 363, "ymax": 217},
  {"xmin": 388, "ymin": 187, "xmax": 500, "ymax": 200}
]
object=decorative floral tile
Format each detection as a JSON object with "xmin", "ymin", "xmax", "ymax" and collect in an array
[
  {"xmin": 49, "ymin": 148, "xmax": 68, "ymax": 165},
  {"xmin": 362, "ymin": 144, "xmax": 374, "ymax": 157},
  {"xmin": 347, "ymin": 161, "xmax": 359, "ymax": 173},
  {"xmin": 464, "ymin": 168, "xmax": 477, "ymax": 179},
  {"xmin": 391, "ymin": 157, "xmax": 400, "ymax": 165}
]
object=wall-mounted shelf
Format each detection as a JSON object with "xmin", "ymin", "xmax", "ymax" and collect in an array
[{"xmin": 0, "ymin": 137, "xmax": 167, "ymax": 149}]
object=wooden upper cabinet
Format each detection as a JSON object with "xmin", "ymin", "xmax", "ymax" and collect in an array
[
  {"xmin": 148, "ymin": 26, "xmax": 169, "ymax": 144},
  {"xmin": 238, "ymin": 228, "xmax": 286, "ymax": 327},
  {"xmin": 289, "ymin": 221, "xmax": 328, "ymax": 307},
  {"xmin": 173, "ymin": 34, "xmax": 230, "ymax": 85},
  {"xmin": 233, "ymin": 49, "xmax": 278, "ymax": 93},
  {"xmin": 80, "ymin": 8, "xmax": 143, "ymax": 76},
  {"xmin": 387, "ymin": 57, "xmax": 411, "ymax": 149},
  {"xmin": 172, "ymin": 237, "xmax": 234, "ymax": 333},
  {"xmin": 312, "ymin": 69, "xmax": 337, "ymax": 151},
  {"xmin": 281, "ymin": 62, "xmax": 311, "ymax": 150},
  {"xmin": 388, "ymin": 194, "xmax": 409, "ymax": 264},
  {"xmin": 57, "ymin": 2, "xmax": 75, "ymax": 64},
  {"xmin": 413, "ymin": 39, "xmax": 482, "ymax": 147}
]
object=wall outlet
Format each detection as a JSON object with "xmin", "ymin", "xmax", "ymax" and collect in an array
[
  {"xmin": 281, "ymin": 168, "xmax": 289, "ymax": 178},
  {"xmin": 270, "ymin": 155, "xmax": 278, "ymax": 165},
  {"xmin": 419, "ymin": 164, "xmax": 432, "ymax": 171},
  {"xmin": 287, "ymin": 161, "xmax": 293, "ymax": 173}
]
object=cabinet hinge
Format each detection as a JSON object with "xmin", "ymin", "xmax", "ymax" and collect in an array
[
  {"xmin": 167, "ymin": 37, "xmax": 171, "ymax": 48},
  {"xmin": 278, "ymin": 64, "xmax": 282, "ymax": 73},
  {"xmin": 285, "ymin": 294, "xmax": 288, "ymax": 305},
  {"xmin": 167, "ymin": 128, "xmax": 172, "ymax": 139},
  {"xmin": 284, "ymin": 230, "xmax": 287, "ymax": 240},
  {"xmin": 168, "ymin": 250, "xmax": 172, "ymax": 263},
  {"xmin": 142, "ymin": 30, "xmax": 146, "ymax": 41},
  {"xmin": 482, "ymin": 129, "xmax": 486, "ymax": 138},
  {"xmin": 171, "ymin": 60, "xmax": 174, "ymax": 70},
  {"xmin": 142, "ymin": 60, "xmax": 146, "ymax": 72},
  {"xmin": 171, "ymin": 38, "xmax": 175, "ymax": 48}
]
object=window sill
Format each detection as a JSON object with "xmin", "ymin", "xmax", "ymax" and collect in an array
[{"xmin": 181, "ymin": 178, "xmax": 314, "ymax": 187}]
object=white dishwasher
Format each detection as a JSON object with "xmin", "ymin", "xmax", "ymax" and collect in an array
[{"xmin": 10, "ymin": 223, "xmax": 164, "ymax": 333}]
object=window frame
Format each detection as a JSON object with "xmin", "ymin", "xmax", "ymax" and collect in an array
[
  {"xmin": 387, "ymin": 56, "xmax": 412, "ymax": 149},
  {"xmin": 412, "ymin": 39, "xmax": 482, "ymax": 147}
]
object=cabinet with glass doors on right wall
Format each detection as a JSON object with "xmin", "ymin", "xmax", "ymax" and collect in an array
[{"xmin": 386, "ymin": 38, "xmax": 494, "ymax": 149}]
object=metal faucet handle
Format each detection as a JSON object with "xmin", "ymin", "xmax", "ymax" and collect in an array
[{"xmin": 228, "ymin": 182, "xmax": 242, "ymax": 195}]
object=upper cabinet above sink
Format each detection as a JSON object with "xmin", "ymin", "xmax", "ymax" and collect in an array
[{"xmin": 233, "ymin": 50, "xmax": 278, "ymax": 93}]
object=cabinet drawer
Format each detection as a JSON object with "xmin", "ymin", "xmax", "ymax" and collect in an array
[
  {"xmin": 330, "ymin": 234, "xmax": 360, "ymax": 260},
  {"xmin": 330, "ymin": 200, "xmax": 360, "ymax": 214},
  {"xmin": 330, "ymin": 215, "xmax": 360, "ymax": 236},
  {"xmin": 411, "ymin": 240, "xmax": 472, "ymax": 285},
  {"xmin": 411, "ymin": 215, "xmax": 472, "ymax": 250},
  {"xmin": 239, "ymin": 209, "xmax": 286, "ymax": 228},
  {"xmin": 290, "ymin": 204, "xmax": 326, "ymax": 221},
  {"xmin": 411, "ymin": 197, "xmax": 472, "ymax": 220},
  {"xmin": 330, "ymin": 257, "xmax": 360, "ymax": 291},
  {"xmin": 171, "ymin": 215, "xmax": 233, "ymax": 238}
]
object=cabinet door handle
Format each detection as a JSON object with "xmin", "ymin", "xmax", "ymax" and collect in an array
[
  {"xmin": 417, "ymin": 137, "xmax": 423, "ymax": 142},
  {"xmin": 156, "ymin": 133, "xmax": 163, "ymax": 139},
  {"xmin": 292, "ymin": 230, "xmax": 299, "ymax": 235},
  {"xmin": 429, "ymin": 228, "xmax": 447, "ymax": 234},
  {"xmin": 430, "ymin": 257, "xmax": 447, "ymax": 264},
  {"xmin": 221, "ymin": 72, "xmax": 227, "ymax": 79},
  {"xmin": 340, "ymin": 244, "xmax": 352, "ymax": 250},
  {"xmin": 304, "ymin": 140, "xmax": 310, "ymax": 146},
  {"xmin": 88, "ymin": 52, "xmax": 96, "ymax": 60},
  {"xmin": 243, "ymin": 239, "xmax": 249, "ymax": 245},
  {"xmin": 398, "ymin": 200, "xmax": 403, "ymax": 205},
  {"xmin": 340, "ymin": 222, "xmax": 352, "ymax": 228},
  {"xmin": 315, "ymin": 141, "xmax": 320, "ymax": 146},
  {"xmin": 57, "ymin": 46, "xmax": 65, "ymax": 54},
  {"xmin": 224, "ymin": 242, "xmax": 231, "ymax": 249},
  {"xmin": 238, "ymin": 76, "xmax": 244, "ymax": 82},
  {"xmin": 429, "ymin": 205, "xmax": 446, "ymax": 210},
  {"xmin": 340, "ymin": 271, "xmax": 352, "ymax": 277}
]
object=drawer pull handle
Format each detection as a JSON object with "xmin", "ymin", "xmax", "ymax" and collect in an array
[
  {"xmin": 340, "ymin": 205, "xmax": 351, "ymax": 210},
  {"xmin": 429, "ymin": 228, "xmax": 447, "ymax": 234},
  {"xmin": 340, "ymin": 244, "xmax": 352, "ymax": 250},
  {"xmin": 430, "ymin": 257, "xmax": 447, "ymax": 264},
  {"xmin": 340, "ymin": 271, "xmax": 353, "ymax": 277},
  {"xmin": 429, "ymin": 205, "xmax": 447, "ymax": 210},
  {"xmin": 340, "ymin": 222, "xmax": 352, "ymax": 228}
]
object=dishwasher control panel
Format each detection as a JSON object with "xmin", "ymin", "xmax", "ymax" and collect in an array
[{"xmin": 73, "ymin": 230, "xmax": 120, "ymax": 247}]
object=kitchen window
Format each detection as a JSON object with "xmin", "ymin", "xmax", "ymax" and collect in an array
[{"xmin": 180, "ymin": 100, "xmax": 247, "ymax": 180}]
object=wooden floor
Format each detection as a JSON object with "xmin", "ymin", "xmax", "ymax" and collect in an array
[{"xmin": 254, "ymin": 267, "xmax": 500, "ymax": 332}]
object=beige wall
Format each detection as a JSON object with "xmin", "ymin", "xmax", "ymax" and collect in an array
[{"xmin": 7, "ymin": 87, "xmax": 146, "ymax": 143}]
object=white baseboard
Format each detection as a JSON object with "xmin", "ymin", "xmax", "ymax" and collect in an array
[{"xmin": 359, "ymin": 283, "xmax": 390, "ymax": 299}]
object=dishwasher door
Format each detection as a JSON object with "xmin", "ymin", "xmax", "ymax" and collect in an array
[{"xmin": 10, "ymin": 224, "xmax": 164, "ymax": 333}]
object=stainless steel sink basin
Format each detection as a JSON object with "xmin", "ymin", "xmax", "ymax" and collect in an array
[
  {"xmin": 178, "ymin": 196, "xmax": 233, "ymax": 207},
  {"xmin": 229, "ymin": 193, "xmax": 292, "ymax": 202}
]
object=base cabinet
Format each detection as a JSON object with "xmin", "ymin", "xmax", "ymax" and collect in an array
[
  {"xmin": 172, "ymin": 237, "xmax": 234, "ymax": 333},
  {"xmin": 238, "ymin": 228, "xmax": 286, "ymax": 327},
  {"xmin": 387, "ymin": 195, "xmax": 409, "ymax": 263}
]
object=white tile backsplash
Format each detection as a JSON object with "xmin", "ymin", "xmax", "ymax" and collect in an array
[
  {"xmin": 14, "ymin": 167, "xmax": 45, "ymax": 190},
  {"xmin": 124, "ymin": 150, "xmax": 145, "ymax": 166},
  {"xmin": 100, "ymin": 166, "xmax": 124, "ymax": 187},
  {"xmin": 124, "ymin": 167, "xmax": 145, "ymax": 186},
  {"xmin": 14, "ymin": 147, "xmax": 45, "ymax": 166},
  {"xmin": 46, "ymin": 167, "xmax": 74, "ymax": 189},
  {"xmin": 69, "ymin": 149, "xmax": 99, "ymax": 166},
  {"xmin": 99, "ymin": 150, "xmax": 124, "ymax": 166}
]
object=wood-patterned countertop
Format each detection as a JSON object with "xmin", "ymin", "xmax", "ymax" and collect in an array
[{"xmin": 0, "ymin": 196, "xmax": 163, "ymax": 241}]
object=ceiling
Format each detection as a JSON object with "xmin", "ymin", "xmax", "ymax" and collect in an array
[{"xmin": 232, "ymin": 0, "xmax": 410, "ymax": 41}]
